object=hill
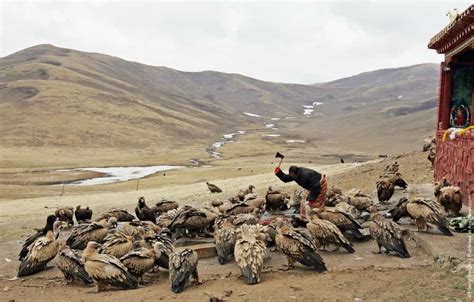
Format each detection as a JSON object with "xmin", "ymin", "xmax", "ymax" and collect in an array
[{"xmin": 0, "ymin": 44, "xmax": 439, "ymax": 167}]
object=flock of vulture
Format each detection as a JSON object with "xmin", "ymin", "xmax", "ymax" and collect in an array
[{"xmin": 16, "ymin": 161, "xmax": 464, "ymax": 294}]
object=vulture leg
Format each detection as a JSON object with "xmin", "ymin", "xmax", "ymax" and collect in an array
[
  {"xmin": 331, "ymin": 245, "xmax": 340, "ymax": 252},
  {"xmin": 372, "ymin": 242, "xmax": 382, "ymax": 254},
  {"xmin": 191, "ymin": 268, "xmax": 201, "ymax": 285},
  {"xmin": 415, "ymin": 219, "xmax": 425, "ymax": 231},
  {"xmin": 287, "ymin": 256, "xmax": 295, "ymax": 269}
]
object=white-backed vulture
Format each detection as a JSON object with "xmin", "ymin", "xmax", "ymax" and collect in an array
[
  {"xmin": 169, "ymin": 249, "xmax": 199, "ymax": 293},
  {"xmin": 82, "ymin": 241, "xmax": 138, "ymax": 291},
  {"xmin": 234, "ymin": 225, "xmax": 267, "ymax": 284}
]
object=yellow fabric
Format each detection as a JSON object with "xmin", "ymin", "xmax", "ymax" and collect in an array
[{"xmin": 442, "ymin": 126, "xmax": 474, "ymax": 142}]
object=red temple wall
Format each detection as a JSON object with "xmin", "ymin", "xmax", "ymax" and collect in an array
[{"xmin": 434, "ymin": 130, "xmax": 474, "ymax": 208}]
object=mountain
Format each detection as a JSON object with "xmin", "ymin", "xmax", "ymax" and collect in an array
[{"xmin": 0, "ymin": 44, "xmax": 439, "ymax": 161}]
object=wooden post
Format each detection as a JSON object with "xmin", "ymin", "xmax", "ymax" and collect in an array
[
  {"xmin": 136, "ymin": 179, "xmax": 139, "ymax": 191},
  {"xmin": 60, "ymin": 183, "xmax": 65, "ymax": 196}
]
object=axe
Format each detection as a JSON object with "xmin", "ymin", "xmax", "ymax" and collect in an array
[{"xmin": 275, "ymin": 152, "xmax": 285, "ymax": 168}]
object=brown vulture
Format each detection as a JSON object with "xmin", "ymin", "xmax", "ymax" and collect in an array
[
  {"xmin": 307, "ymin": 212, "xmax": 355, "ymax": 253},
  {"xmin": 82, "ymin": 241, "xmax": 138, "ymax": 291},
  {"xmin": 437, "ymin": 186, "xmax": 463, "ymax": 217},
  {"xmin": 75, "ymin": 205, "xmax": 92, "ymax": 223},
  {"xmin": 275, "ymin": 223, "xmax": 326, "ymax": 272},
  {"xmin": 135, "ymin": 197, "xmax": 157, "ymax": 223},
  {"xmin": 406, "ymin": 197, "xmax": 453, "ymax": 236},
  {"xmin": 317, "ymin": 208, "xmax": 363, "ymax": 239},
  {"xmin": 55, "ymin": 206, "xmax": 74, "ymax": 226},
  {"xmin": 19, "ymin": 214, "xmax": 57, "ymax": 260},
  {"xmin": 120, "ymin": 242, "xmax": 156, "ymax": 283},
  {"xmin": 214, "ymin": 219, "xmax": 237, "ymax": 264},
  {"xmin": 17, "ymin": 221, "xmax": 66, "ymax": 277},
  {"xmin": 55, "ymin": 246, "xmax": 94, "ymax": 284},
  {"xmin": 66, "ymin": 219, "xmax": 114, "ymax": 250},
  {"xmin": 206, "ymin": 182, "xmax": 222, "ymax": 193},
  {"xmin": 368, "ymin": 209, "xmax": 410, "ymax": 258}
]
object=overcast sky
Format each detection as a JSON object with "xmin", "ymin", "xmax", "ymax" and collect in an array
[{"xmin": 0, "ymin": 0, "xmax": 471, "ymax": 83}]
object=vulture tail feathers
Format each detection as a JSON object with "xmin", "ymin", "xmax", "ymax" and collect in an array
[
  {"xmin": 241, "ymin": 266, "xmax": 259, "ymax": 285},
  {"xmin": 340, "ymin": 240, "xmax": 355, "ymax": 253},
  {"xmin": 435, "ymin": 220, "xmax": 454, "ymax": 236}
]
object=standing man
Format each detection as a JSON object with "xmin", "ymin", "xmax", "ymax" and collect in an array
[{"xmin": 274, "ymin": 165, "xmax": 327, "ymax": 220}]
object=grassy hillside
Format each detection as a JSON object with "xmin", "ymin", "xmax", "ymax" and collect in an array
[{"xmin": 0, "ymin": 44, "xmax": 439, "ymax": 168}]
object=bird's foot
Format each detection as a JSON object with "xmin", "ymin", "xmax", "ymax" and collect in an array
[{"xmin": 371, "ymin": 251, "xmax": 382, "ymax": 254}]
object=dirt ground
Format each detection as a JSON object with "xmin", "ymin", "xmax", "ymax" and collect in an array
[{"xmin": 0, "ymin": 151, "xmax": 470, "ymax": 301}]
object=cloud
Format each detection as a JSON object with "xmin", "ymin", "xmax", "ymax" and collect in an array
[{"xmin": 1, "ymin": 0, "xmax": 471, "ymax": 83}]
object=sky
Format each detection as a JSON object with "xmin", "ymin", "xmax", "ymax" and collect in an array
[{"xmin": 0, "ymin": 0, "xmax": 471, "ymax": 84}]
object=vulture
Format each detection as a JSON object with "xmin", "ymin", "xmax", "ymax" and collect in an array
[
  {"xmin": 434, "ymin": 178, "xmax": 450, "ymax": 197},
  {"xmin": 383, "ymin": 161, "xmax": 399, "ymax": 174},
  {"xmin": 376, "ymin": 177, "xmax": 395, "ymax": 204},
  {"xmin": 168, "ymin": 206, "xmax": 215, "ymax": 238},
  {"xmin": 120, "ymin": 242, "xmax": 156, "ymax": 283},
  {"xmin": 135, "ymin": 197, "xmax": 157, "ymax": 223},
  {"xmin": 55, "ymin": 246, "xmax": 94, "ymax": 284},
  {"xmin": 125, "ymin": 220, "xmax": 161, "ymax": 238},
  {"xmin": 100, "ymin": 230, "xmax": 142, "ymax": 259},
  {"xmin": 437, "ymin": 186, "xmax": 463, "ymax": 217},
  {"xmin": 406, "ymin": 197, "xmax": 453, "ymax": 236},
  {"xmin": 225, "ymin": 203, "xmax": 261, "ymax": 216},
  {"xmin": 390, "ymin": 173, "xmax": 408, "ymax": 189},
  {"xmin": 145, "ymin": 232, "xmax": 175, "ymax": 269},
  {"xmin": 82, "ymin": 241, "xmax": 138, "ymax": 291},
  {"xmin": 265, "ymin": 188, "xmax": 290, "ymax": 211},
  {"xmin": 275, "ymin": 222, "xmax": 326, "ymax": 272},
  {"xmin": 75, "ymin": 205, "xmax": 92, "ymax": 223},
  {"xmin": 156, "ymin": 209, "xmax": 179, "ymax": 229},
  {"xmin": 347, "ymin": 190, "xmax": 373, "ymax": 210},
  {"xmin": 55, "ymin": 206, "xmax": 74, "ymax": 226},
  {"xmin": 234, "ymin": 225, "xmax": 267, "ymax": 285},
  {"xmin": 306, "ymin": 209, "xmax": 354, "ymax": 253},
  {"xmin": 18, "ymin": 221, "xmax": 66, "ymax": 277},
  {"xmin": 389, "ymin": 197, "xmax": 411, "ymax": 222},
  {"xmin": 427, "ymin": 146, "xmax": 436, "ymax": 167},
  {"xmin": 317, "ymin": 208, "xmax": 363, "ymax": 239},
  {"xmin": 97, "ymin": 208, "xmax": 135, "ymax": 222},
  {"xmin": 169, "ymin": 249, "xmax": 199, "ymax": 293},
  {"xmin": 154, "ymin": 199, "xmax": 179, "ymax": 215},
  {"xmin": 206, "ymin": 182, "xmax": 222, "ymax": 193},
  {"xmin": 237, "ymin": 185, "xmax": 255, "ymax": 201},
  {"xmin": 66, "ymin": 218, "xmax": 114, "ymax": 250},
  {"xmin": 214, "ymin": 219, "xmax": 237, "ymax": 264},
  {"xmin": 19, "ymin": 214, "xmax": 57, "ymax": 260},
  {"xmin": 368, "ymin": 209, "xmax": 410, "ymax": 258},
  {"xmin": 232, "ymin": 213, "xmax": 260, "ymax": 227}
]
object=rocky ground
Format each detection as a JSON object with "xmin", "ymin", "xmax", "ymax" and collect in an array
[{"xmin": 0, "ymin": 151, "xmax": 471, "ymax": 301}]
